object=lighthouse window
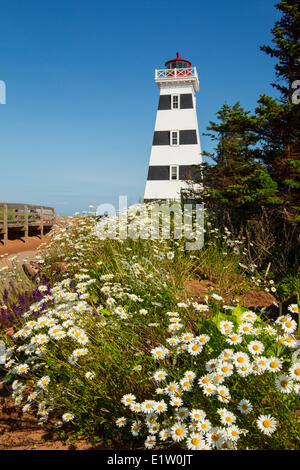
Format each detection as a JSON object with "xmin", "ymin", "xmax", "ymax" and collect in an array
[
  {"xmin": 172, "ymin": 95, "xmax": 179, "ymax": 109},
  {"xmin": 171, "ymin": 130, "xmax": 179, "ymax": 146},
  {"xmin": 170, "ymin": 166, "xmax": 179, "ymax": 181}
]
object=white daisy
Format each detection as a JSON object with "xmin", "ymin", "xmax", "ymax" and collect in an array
[
  {"xmin": 238, "ymin": 322, "xmax": 253, "ymax": 335},
  {"xmin": 289, "ymin": 362, "xmax": 300, "ymax": 381},
  {"xmin": 170, "ymin": 422, "xmax": 187, "ymax": 442},
  {"xmin": 159, "ymin": 428, "xmax": 170, "ymax": 441},
  {"xmin": 186, "ymin": 434, "xmax": 208, "ymax": 450},
  {"xmin": 141, "ymin": 400, "xmax": 155, "ymax": 414},
  {"xmin": 187, "ymin": 342, "xmax": 203, "ymax": 356},
  {"xmin": 37, "ymin": 376, "xmax": 50, "ymax": 389},
  {"xmin": 62, "ymin": 412, "xmax": 74, "ymax": 422},
  {"xmin": 257, "ymin": 414, "xmax": 277, "ymax": 435},
  {"xmin": 281, "ymin": 318, "xmax": 297, "ymax": 334},
  {"xmin": 190, "ymin": 409, "xmax": 206, "ymax": 421},
  {"xmin": 176, "ymin": 407, "xmax": 189, "ymax": 421},
  {"xmin": 226, "ymin": 334, "xmax": 243, "ymax": 345},
  {"xmin": 219, "ymin": 320, "xmax": 234, "ymax": 335},
  {"xmin": 153, "ymin": 370, "xmax": 167, "ymax": 382},
  {"xmin": 154, "ymin": 401, "xmax": 167, "ymax": 414},
  {"xmin": 248, "ymin": 340, "xmax": 264, "ymax": 355},
  {"xmin": 116, "ymin": 417, "xmax": 127, "ymax": 428},
  {"xmin": 121, "ymin": 394, "xmax": 136, "ymax": 407},
  {"xmin": 287, "ymin": 304, "xmax": 298, "ymax": 314},
  {"xmin": 144, "ymin": 435, "xmax": 156, "ymax": 449},
  {"xmin": 169, "ymin": 396, "xmax": 183, "ymax": 407},
  {"xmin": 275, "ymin": 374, "xmax": 294, "ymax": 393}
]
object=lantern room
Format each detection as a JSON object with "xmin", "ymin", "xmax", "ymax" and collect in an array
[{"xmin": 165, "ymin": 52, "xmax": 191, "ymax": 70}]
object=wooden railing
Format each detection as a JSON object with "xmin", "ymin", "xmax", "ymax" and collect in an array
[{"xmin": 0, "ymin": 203, "xmax": 56, "ymax": 245}]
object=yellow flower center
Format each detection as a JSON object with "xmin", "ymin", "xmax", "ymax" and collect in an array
[
  {"xmin": 263, "ymin": 420, "xmax": 271, "ymax": 428},
  {"xmin": 295, "ymin": 368, "xmax": 300, "ymax": 376},
  {"xmin": 192, "ymin": 437, "xmax": 200, "ymax": 445},
  {"xmin": 253, "ymin": 345, "xmax": 260, "ymax": 351},
  {"xmin": 270, "ymin": 361, "xmax": 278, "ymax": 369},
  {"xmin": 176, "ymin": 428, "xmax": 183, "ymax": 436}
]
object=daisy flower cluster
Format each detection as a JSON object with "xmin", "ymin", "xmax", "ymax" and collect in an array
[
  {"xmin": 117, "ymin": 300, "xmax": 299, "ymax": 450},
  {"xmin": 0, "ymin": 273, "xmax": 99, "ymax": 426},
  {"xmin": 1, "ymin": 215, "xmax": 299, "ymax": 450}
]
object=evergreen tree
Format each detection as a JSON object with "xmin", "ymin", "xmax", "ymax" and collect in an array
[
  {"xmin": 188, "ymin": 0, "xmax": 300, "ymax": 277},
  {"xmin": 195, "ymin": 102, "xmax": 280, "ymax": 223}
]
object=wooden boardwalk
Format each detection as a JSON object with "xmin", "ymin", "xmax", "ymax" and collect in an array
[{"xmin": 0, "ymin": 203, "xmax": 56, "ymax": 245}]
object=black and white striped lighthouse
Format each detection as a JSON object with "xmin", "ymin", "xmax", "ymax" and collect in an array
[{"xmin": 144, "ymin": 52, "xmax": 202, "ymax": 203}]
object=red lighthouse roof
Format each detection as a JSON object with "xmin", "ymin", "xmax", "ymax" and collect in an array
[{"xmin": 165, "ymin": 52, "xmax": 191, "ymax": 68}]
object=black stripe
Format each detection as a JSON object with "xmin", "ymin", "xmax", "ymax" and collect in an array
[
  {"xmin": 180, "ymin": 94, "xmax": 193, "ymax": 109},
  {"xmin": 147, "ymin": 166, "xmax": 170, "ymax": 180},
  {"xmin": 153, "ymin": 131, "xmax": 170, "ymax": 145},
  {"xmin": 158, "ymin": 95, "xmax": 171, "ymax": 110},
  {"xmin": 153, "ymin": 130, "xmax": 198, "ymax": 146},
  {"xmin": 147, "ymin": 165, "xmax": 199, "ymax": 181},
  {"xmin": 179, "ymin": 165, "xmax": 199, "ymax": 179},
  {"xmin": 179, "ymin": 130, "xmax": 198, "ymax": 145},
  {"xmin": 157, "ymin": 94, "xmax": 193, "ymax": 110}
]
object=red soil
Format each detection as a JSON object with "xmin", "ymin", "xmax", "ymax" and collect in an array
[
  {"xmin": 0, "ymin": 235, "xmax": 51, "ymax": 258},
  {"xmin": 0, "ymin": 385, "xmax": 106, "ymax": 450}
]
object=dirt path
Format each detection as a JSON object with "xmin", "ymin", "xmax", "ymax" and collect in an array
[
  {"xmin": 0, "ymin": 384, "xmax": 107, "ymax": 450},
  {"xmin": 0, "ymin": 235, "xmax": 50, "ymax": 258}
]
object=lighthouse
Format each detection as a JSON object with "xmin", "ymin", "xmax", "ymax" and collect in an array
[{"xmin": 144, "ymin": 52, "xmax": 202, "ymax": 203}]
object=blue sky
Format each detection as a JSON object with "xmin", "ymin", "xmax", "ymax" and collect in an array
[{"xmin": 0, "ymin": 0, "xmax": 281, "ymax": 215}]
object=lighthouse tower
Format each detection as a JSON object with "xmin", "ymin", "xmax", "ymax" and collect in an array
[{"xmin": 144, "ymin": 52, "xmax": 201, "ymax": 203}]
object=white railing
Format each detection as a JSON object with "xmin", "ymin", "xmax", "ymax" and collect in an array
[
  {"xmin": 155, "ymin": 67, "xmax": 199, "ymax": 91},
  {"xmin": 155, "ymin": 67, "xmax": 198, "ymax": 80}
]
